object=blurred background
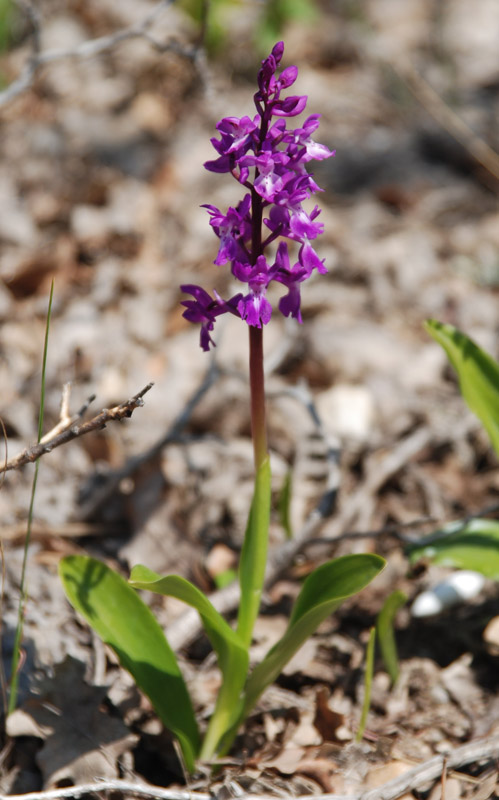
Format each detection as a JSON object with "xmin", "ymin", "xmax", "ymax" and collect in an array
[{"xmin": 1, "ymin": 0, "xmax": 499, "ymax": 789}]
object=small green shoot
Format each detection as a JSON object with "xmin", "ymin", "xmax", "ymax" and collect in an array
[
  {"xmin": 356, "ymin": 625, "xmax": 375, "ymax": 743},
  {"xmin": 278, "ymin": 467, "xmax": 293, "ymax": 539},
  {"xmin": 214, "ymin": 567, "xmax": 237, "ymax": 589},
  {"xmin": 178, "ymin": 0, "xmax": 241, "ymax": 55},
  {"xmin": 256, "ymin": 0, "xmax": 318, "ymax": 56},
  {"xmin": 9, "ymin": 280, "xmax": 54, "ymax": 715},
  {"xmin": 0, "ymin": 0, "xmax": 15, "ymax": 54},
  {"xmin": 376, "ymin": 589, "xmax": 407, "ymax": 684}
]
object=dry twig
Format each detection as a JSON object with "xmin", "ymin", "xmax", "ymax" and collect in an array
[
  {"xmin": 2, "ymin": 734, "xmax": 499, "ymax": 800},
  {"xmin": 0, "ymin": 384, "xmax": 153, "ymax": 475},
  {"xmin": 393, "ymin": 61, "xmax": 499, "ymax": 184},
  {"xmin": 0, "ymin": 0, "xmax": 205, "ymax": 109}
]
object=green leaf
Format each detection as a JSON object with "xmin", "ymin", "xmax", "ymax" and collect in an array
[
  {"xmin": 425, "ymin": 320, "xmax": 499, "ymax": 458},
  {"xmin": 376, "ymin": 590, "xmax": 407, "ymax": 684},
  {"xmin": 407, "ymin": 518, "xmax": 499, "ymax": 579},
  {"xmin": 356, "ymin": 626, "xmax": 376, "ymax": 743},
  {"xmin": 129, "ymin": 566, "xmax": 249, "ymax": 760},
  {"xmin": 242, "ymin": 554, "xmax": 385, "ymax": 718},
  {"xmin": 237, "ymin": 456, "xmax": 272, "ymax": 648},
  {"xmin": 59, "ymin": 556, "xmax": 200, "ymax": 771}
]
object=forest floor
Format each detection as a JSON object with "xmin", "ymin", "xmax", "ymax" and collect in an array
[{"xmin": 1, "ymin": 0, "xmax": 499, "ymax": 797}]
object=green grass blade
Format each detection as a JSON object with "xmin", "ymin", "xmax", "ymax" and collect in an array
[
  {"xmin": 242, "ymin": 554, "xmax": 385, "ymax": 720},
  {"xmin": 9, "ymin": 280, "xmax": 54, "ymax": 715},
  {"xmin": 425, "ymin": 320, "xmax": 499, "ymax": 458},
  {"xmin": 278, "ymin": 468, "xmax": 293, "ymax": 540},
  {"xmin": 129, "ymin": 566, "xmax": 249, "ymax": 759},
  {"xmin": 237, "ymin": 456, "xmax": 271, "ymax": 648},
  {"xmin": 356, "ymin": 626, "xmax": 375, "ymax": 742},
  {"xmin": 376, "ymin": 590, "xmax": 407, "ymax": 685},
  {"xmin": 60, "ymin": 556, "xmax": 200, "ymax": 771},
  {"xmin": 407, "ymin": 518, "xmax": 499, "ymax": 579}
]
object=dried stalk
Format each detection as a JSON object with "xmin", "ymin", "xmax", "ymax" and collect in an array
[{"xmin": 0, "ymin": 384, "xmax": 153, "ymax": 474}]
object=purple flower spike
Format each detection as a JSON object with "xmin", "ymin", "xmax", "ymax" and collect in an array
[{"xmin": 181, "ymin": 42, "xmax": 335, "ymax": 349}]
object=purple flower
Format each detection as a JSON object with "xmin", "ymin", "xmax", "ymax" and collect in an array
[
  {"xmin": 180, "ymin": 284, "xmax": 242, "ymax": 351},
  {"xmin": 238, "ymin": 289, "xmax": 273, "ymax": 328},
  {"xmin": 238, "ymin": 151, "xmax": 290, "ymax": 202},
  {"xmin": 181, "ymin": 42, "xmax": 335, "ymax": 350},
  {"xmin": 272, "ymin": 242, "xmax": 309, "ymax": 323},
  {"xmin": 204, "ymin": 116, "xmax": 258, "ymax": 173},
  {"xmin": 203, "ymin": 195, "xmax": 252, "ymax": 264},
  {"xmin": 284, "ymin": 115, "xmax": 336, "ymax": 162}
]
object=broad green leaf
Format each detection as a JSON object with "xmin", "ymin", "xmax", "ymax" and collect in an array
[
  {"xmin": 242, "ymin": 554, "xmax": 385, "ymax": 717},
  {"xmin": 407, "ymin": 518, "xmax": 499, "ymax": 579},
  {"xmin": 237, "ymin": 456, "xmax": 272, "ymax": 648},
  {"xmin": 129, "ymin": 566, "xmax": 249, "ymax": 759},
  {"xmin": 425, "ymin": 320, "xmax": 499, "ymax": 457},
  {"xmin": 376, "ymin": 590, "xmax": 407, "ymax": 684},
  {"xmin": 356, "ymin": 626, "xmax": 376, "ymax": 742},
  {"xmin": 59, "ymin": 556, "xmax": 200, "ymax": 771}
]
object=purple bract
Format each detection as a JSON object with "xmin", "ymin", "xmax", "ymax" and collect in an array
[{"xmin": 181, "ymin": 42, "xmax": 335, "ymax": 351}]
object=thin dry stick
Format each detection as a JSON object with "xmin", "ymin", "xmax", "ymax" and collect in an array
[
  {"xmin": 359, "ymin": 734, "xmax": 499, "ymax": 800},
  {"xmin": 0, "ymin": 520, "xmax": 123, "ymax": 542},
  {"xmin": 394, "ymin": 61, "xmax": 499, "ymax": 183},
  {"xmin": 0, "ymin": 384, "xmax": 153, "ymax": 475},
  {"xmin": 2, "ymin": 734, "xmax": 499, "ymax": 800},
  {"xmin": 441, "ymin": 755, "xmax": 448, "ymax": 800},
  {"xmin": 0, "ymin": 0, "xmax": 204, "ymax": 109},
  {"xmin": 0, "ymin": 784, "xmax": 211, "ymax": 800}
]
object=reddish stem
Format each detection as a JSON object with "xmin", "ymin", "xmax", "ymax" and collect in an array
[{"xmin": 249, "ymin": 325, "xmax": 268, "ymax": 470}]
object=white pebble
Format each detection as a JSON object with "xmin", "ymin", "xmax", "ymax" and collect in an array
[{"xmin": 411, "ymin": 571, "xmax": 486, "ymax": 617}]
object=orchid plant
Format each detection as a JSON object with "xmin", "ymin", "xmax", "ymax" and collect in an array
[{"xmin": 60, "ymin": 43, "xmax": 385, "ymax": 772}]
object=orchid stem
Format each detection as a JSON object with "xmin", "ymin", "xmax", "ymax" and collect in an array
[{"xmin": 249, "ymin": 325, "xmax": 268, "ymax": 470}]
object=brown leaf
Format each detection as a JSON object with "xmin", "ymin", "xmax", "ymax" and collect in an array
[
  {"xmin": 8, "ymin": 656, "xmax": 137, "ymax": 789},
  {"xmin": 314, "ymin": 687, "xmax": 345, "ymax": 743}
]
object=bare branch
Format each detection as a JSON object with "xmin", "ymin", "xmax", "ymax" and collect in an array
[
  {"xmin": 0, "ymin": 0, "xmax": 203, "ymax": 109},
  {"xmin": 0, "ymin": 383, "xmax": 154, "ymax": 474}
]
